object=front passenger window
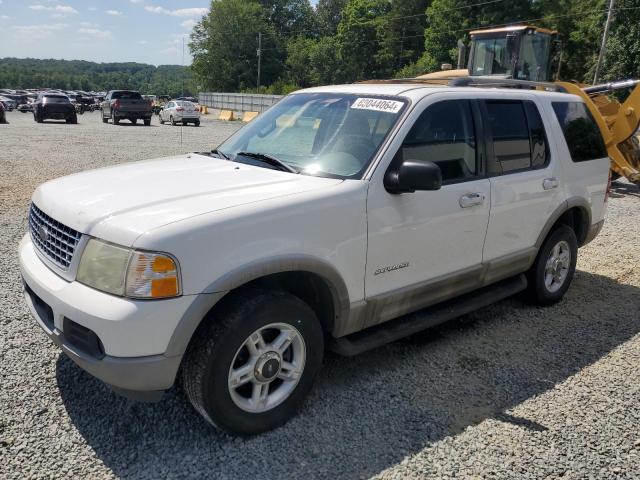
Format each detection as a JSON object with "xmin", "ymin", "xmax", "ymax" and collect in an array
[{"xmin": 400, "ymin": 100, "xmax": 477, "ymax": 182}]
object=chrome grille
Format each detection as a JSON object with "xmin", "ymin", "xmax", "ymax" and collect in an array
[{"xmin": 29, "ymin": 203, "xmax": 82, "ymax": 270}]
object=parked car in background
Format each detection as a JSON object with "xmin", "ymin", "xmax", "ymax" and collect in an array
[
  {"xmin": 159, "ymin": 100, "xmax": 200, "ymax": 126},
  {"xmin": 17, "ymin": 102, "xmax": 34, "ymax": 113},
  {"xmin": 101, "ymin": 90, "xmax": 152, "ymax": 125},
  {"xmin": 0, "ymin": 96, "xmax": 16, "ymax": 111},
  {"xmin": 0, "ymin": 101, "xmax": 6, "ymax": 124},
  {"xmin": 33, "ymin": 92, "xmax": 77, "ymax": 124}
]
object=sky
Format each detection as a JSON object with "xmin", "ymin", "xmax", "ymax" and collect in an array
[{"xmin": 0, "ymin": 0, "xmax": 212, "ymax": 65}]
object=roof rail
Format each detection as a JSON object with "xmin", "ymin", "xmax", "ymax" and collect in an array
[
  {"xmin": 357, "ymin": 76, "xmax": 565, "ymax": 92},
  {"xmin": 448, "ymin": 77, "xmax": 564, "ymax": 92}
]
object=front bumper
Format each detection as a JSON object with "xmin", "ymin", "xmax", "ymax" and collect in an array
[{"xmin": 19, "ymin": 235, "xmax": 206, "ymax": 397}]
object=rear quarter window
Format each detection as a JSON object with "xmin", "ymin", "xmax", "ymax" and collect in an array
[{"xmin": 552, "ymin": 102, "xmax": 607, "ymax": 162}]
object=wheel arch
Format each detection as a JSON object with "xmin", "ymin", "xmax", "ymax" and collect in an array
[
  {"xmin": 165, "ymin": 256, "xmax": 351, "ymax": 358},
  {"xmin": 535, "ymin": 198, "xmax": 592, "ymax": 250}
]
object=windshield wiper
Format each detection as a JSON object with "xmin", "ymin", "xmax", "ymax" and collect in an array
[
  {"xmin": 236, "ymin": 151, "xmax": 299, "ymax": 174},
  {"xmin": 210, "ymin": 148, "xmax": 229, "ymax": 160}
]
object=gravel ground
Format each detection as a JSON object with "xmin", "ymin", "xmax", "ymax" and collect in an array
[{"xmin": 0, "ymin": 110, "xmax": 639, "ymax": 479}]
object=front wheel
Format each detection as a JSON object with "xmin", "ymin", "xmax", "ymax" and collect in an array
[
  {"xmin": 144, "ymin": 118, "xmax": 151, "ymax": 126},
  {"xmin": 102, "ymin": 110, "xmax": 108, "ymax": 123},
  {"xmin": 182, "ymin": 290, "xmax": 324, "ymax": 436},
  {"xmin": 526, "ymin": 225, "xmax": 578, "ymax": 305},
  {"xmin": 170, "ymin": 116, "xmax": 176, "ymax": 126},
  {"xmin": 194, "ymin": 120, "xmax": 200, "ymax": 127}
]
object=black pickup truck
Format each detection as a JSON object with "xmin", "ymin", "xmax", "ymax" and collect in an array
[
  {"xmin": 101, "ymin": 90, "xmax": 152, "ymax": 125},
  {"xmin": 33, "ymin": 93, "xmax": 77, "ymax": 124}
]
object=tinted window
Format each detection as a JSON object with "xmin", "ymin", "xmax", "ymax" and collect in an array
[
  {"xmin": 524, "ymin": 101, "xmax": 549, "ymax": 168},
  {"xmin": 401, "ymin": 100, "xmax": 477, "ymax": 182},
  {"xmin": 42, "ymin": 95, "xmax": 70, "ymax": 104},
  {"xmin": 552, "ymin": 102, "xmax": 607, "ymax": 162},
  {"xmin": 111, "ymin": 91, "xmax": 142, "ymax": 100},
  {"xmin": 485, "ymin": 100, "xmax": 531, "ymax": 172}
]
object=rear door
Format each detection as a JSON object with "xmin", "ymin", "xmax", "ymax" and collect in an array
[
  {"xmin": 481, "ymin": 97, "xmax": 564, "ymax": 273},
  {"xmin": 365, "ymin": 96, "xmax": 491, "ymax": 327}
]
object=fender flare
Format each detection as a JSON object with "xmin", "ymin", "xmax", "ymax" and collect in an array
[
  {"xmin": 535, "ymin": 197, "xmax": 592, "ymax": 250},
  {"xmin": 164, "ymin": 255, "xmax": 351, "ymax": 357}
]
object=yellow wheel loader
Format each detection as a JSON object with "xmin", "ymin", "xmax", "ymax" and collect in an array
[{"xmin": 416, "ymin": 25, "xmax": 640, "ymax": 184}]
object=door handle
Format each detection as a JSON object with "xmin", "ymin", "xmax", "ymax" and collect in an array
[
  {"xmin": 459, "ymin": 193, "xmax": 485, "ymax": 208},
  {"xmin": 543, "ymin": 177, "xmax": 559, "ymax": 190}
]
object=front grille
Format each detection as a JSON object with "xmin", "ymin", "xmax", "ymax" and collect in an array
[{"xmin": 29, "ymin": 203, "xmax": 82, "ymax": 270}]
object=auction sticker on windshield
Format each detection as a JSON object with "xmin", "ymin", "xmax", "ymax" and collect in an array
[{"xmin": 351, "ymin": 98, "xmax": 404, "ymax": 113}]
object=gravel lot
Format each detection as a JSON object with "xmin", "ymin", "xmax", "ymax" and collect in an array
[{"xmin": 1, "ymin": 110, "xmax": 639, "ymax": 479}]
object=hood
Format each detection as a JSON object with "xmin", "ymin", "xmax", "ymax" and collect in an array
[{"xmin": 33, "ymin": 153, "xmax": 343, "ymax": 246}]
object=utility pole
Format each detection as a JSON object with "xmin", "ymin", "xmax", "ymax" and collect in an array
[
  {"xmin": 593, "ymin": 0, "xmax": 615, "ymax": 84},
  {"xmin": 181, "ymin": 35, "xmax": 185, "ymax": 97},
  {"xmin": 257, "ymin": 32, "xmax": 262, "ymax": 93}
]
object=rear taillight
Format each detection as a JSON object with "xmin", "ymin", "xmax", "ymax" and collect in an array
[
  {"xmin": 605, "ymin": 170, "xmax": 612, "ymax": 202},
  {"xmin": 176, "ymin": 107, "xmax": 184, "ymax": 111},
  {"xmin": 113, "ymin": 99, "xmax": 120, "ymax": 110}
]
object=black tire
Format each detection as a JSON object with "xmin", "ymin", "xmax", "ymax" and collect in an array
[
  {"xmin": 144, "ymin": 118, "xmax": 151, "ymax": 126},
  {"xmin": 102, "ymin": 111, "xmax": 108, "ymax": 123},
  {"xmin": 131, "ymin": 118, "xmax": 137, "ymax": 125},
  {"xmin": 70, "ymin": 114, "xmax": 77, "ymax": 124},
  {"xmin": 194, "ymin": 120, "xmax": 200, "ymax": 127},
  {"xmin": 36, "ymin": 114, "xmax": 43, "ymax": 123},
  {"xmin": 170, "ymin": 116, "xmax": 176, "ymax": 126},
  {"xmin": 525, "ymin": 224, "xmax": 578, "ymax": 305},
  {"xmin": 182, "ymin": 289, "xmax": 324, "ymax": 436},
  {"xmin": 113, "ymin": 114, "xmax": 120, "ymax": 125}
]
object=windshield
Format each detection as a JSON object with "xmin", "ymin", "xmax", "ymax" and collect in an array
[
  {"xmin": 217, "ymin": 93, "xmax": 407, "ymax": 178},
  {"xmin": 516, "ymin": 33, "xmax": 552, "ymax": 81},
  {"xmin": 470, "ymin": 37, "xmax": 513, "ymax": 76}
]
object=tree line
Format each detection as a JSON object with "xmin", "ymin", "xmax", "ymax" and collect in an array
[
  {"xmin": 190, "ymin": 0, "xmax": 640, "ymax": 94},
  {"xmin": 0, "ymin": 58, "xmax": 196, "ymax": 97}
]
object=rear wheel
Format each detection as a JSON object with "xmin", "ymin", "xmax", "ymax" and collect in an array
[
  {"xmin": 131, "ymin": 118, "xmax": 137, "ymax": 125},
  {"xmin": 194, "ymin": 120, "xmax": 200, "ymax": 127},
  {"xmin": 113, "ymin": 114, "xmax": 120, "ymax": 125},
  {"xmin": 182, "ymin": 289, "xmax": 324, "ymax": 436},
  {"xmin": 170, "ymin": 116, "xmax": 176, "ymax": 126},
  {"xmin": 144, "ymin": 118, "xmax": 151, "ymax": 126},
  {"xmin": 526, "ymin": 225, "xmax": 578, "ymax": 305},
  {"xmin": 102, "ymin": 110, "xmax": 108, "ymax": 123}
]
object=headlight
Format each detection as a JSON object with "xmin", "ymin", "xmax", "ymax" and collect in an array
[{"xmin": 77, "ymin": 239, "xmax": 180, "ymax": 299}]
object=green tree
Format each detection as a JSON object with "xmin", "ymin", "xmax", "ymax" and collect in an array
[
  {"xmin": 190, "ymin": 0, "xmax": 280, "ymax": 91},
  {"xmin": 337, "ymin": 0, "xmax": 392, "ymax": 81},
  {"xmin": 316, "ymin": 0, "xmax": 348, "ymax": 34}
]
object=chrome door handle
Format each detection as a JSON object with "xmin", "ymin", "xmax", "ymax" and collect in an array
[
  {"xmin": 543, "ymin": 177, "xmax": 559, "ymax": 190},
  {"xmin": 459, "ymin": 193, "xmax": 485, "ymax": 208}
]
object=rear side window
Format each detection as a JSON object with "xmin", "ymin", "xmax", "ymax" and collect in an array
[
  {"xmin": 485, "ymin": 100, "xmax": 550, "ymax": 173},
  {"xmin": 485, "ymin": 100, "xmax": 532, "ymax": 172},
  {"xmin": 401, "ymin": 100, "xmax": 477, "ymax": 182},
  {"xmin": 524, "ymin": 101, "xmax": 549, "ymax": 168},
  {"xmin": 552, "ymin": 102, "xmax": 607, "ymax": 162}
]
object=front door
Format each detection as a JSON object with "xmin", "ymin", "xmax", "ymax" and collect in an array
[{"xmin": 365, "ymin": 97, "xmax": 491, "ymax": 327}]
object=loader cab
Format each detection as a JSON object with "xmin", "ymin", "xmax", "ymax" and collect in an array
[{"xmin": 467, "ymin": 26, "xmax": 558, "ymax": 82}]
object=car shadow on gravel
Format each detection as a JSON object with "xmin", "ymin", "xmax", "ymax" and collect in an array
[
  {"xmin": 609, "ymin": 180, "xmax": 640, "ymax": 198},
  {"xmin": 56, "ymin": 270, "xmax": 640, "ymax": 480}
]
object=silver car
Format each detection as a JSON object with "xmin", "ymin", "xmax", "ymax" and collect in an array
[{"xmin": 159, "ymin": 100, "xmax": 200, "ymax": 126}]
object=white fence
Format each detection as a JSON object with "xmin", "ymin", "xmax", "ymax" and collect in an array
[{"xmin": 198, "ymin": 93, "xmax": 283, "ymax": 112}]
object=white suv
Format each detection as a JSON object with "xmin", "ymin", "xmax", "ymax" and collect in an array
[{"xmin": 20, "ymin": 83, "xmax": 610, "ymax": 435}]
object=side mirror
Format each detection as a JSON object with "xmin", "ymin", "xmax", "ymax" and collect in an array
[{"xmin": 384, "ymin": 159, "xmax": 442, "ymax": 194}]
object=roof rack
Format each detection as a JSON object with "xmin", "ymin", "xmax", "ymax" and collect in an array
[{"xmin": 357, "ymin": 76, "xmax": 565, "ymax": 92}]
